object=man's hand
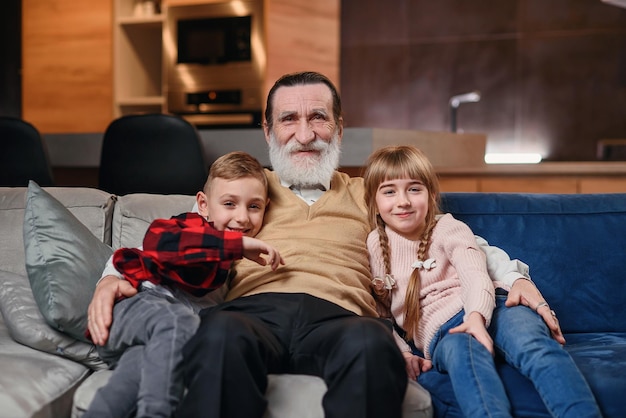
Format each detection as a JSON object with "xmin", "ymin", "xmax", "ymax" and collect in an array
[
  {"xmin": 449, "ymin": 311, "xmax": 494, "ymax": 355},
  {"xmin": 506, "ymin": 279, "xmax": 565, "ymax": 344},
  {"xmin": 87, "ymin": 275, "xmax": 137, "ymax": 346},
  {"xmin": 402, "ymin": 352, "xmax": 432, "ymax": 381},
  {"xmin": 242, "ymin": 236, "xmax": 285, "ymax": 270}
]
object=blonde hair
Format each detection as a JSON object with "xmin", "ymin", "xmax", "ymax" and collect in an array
[
  {"xmin": 204, "ymin": 151, "xmax": 268, "ymax": 195},
  {"xmin": 362, "ymin": 145, "xmax": 441, "ymax": 339}
]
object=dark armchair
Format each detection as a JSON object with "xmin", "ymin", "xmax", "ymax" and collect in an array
[
  {"xmin": 0, "ymin": 117, "xmax": 54, "ymax": 187},
  {"xmin": 98, "ymin": 114, "xmax": 209, "ymax": 195}
]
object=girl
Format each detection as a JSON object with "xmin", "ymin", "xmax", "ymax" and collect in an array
[{"xmin": 363, "ymin": 145, "xmax": 601, "ymax": 418}]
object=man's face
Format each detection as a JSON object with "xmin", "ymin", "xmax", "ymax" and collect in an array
[{"xmin": 264, "ymin": 83, "xmax": 343, "ymax": 187}]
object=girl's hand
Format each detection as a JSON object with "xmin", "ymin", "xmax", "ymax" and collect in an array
[
  {"xmin": 448, "ymin": 311, "xmax": 494, "ymax": 355},
  {"xmin": 402, "ymin": 351, "xmax": 432, "ymax": 380}
]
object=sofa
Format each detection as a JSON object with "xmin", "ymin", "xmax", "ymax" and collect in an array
[
  {"xmin": 0, "ymin": 182, "xmax": 431, "ymax": 418},
  {"xmin": 1, "ymin": 183, "xmax": 625, "ymax": 418},
  {"xmin": 436, "ymin": 192, "xmax": 626, "ymax": 418}
]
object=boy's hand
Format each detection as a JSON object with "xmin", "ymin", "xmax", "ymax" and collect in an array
[
  {"xmin": 87, "ymin": 275, "xmax": 137, "ymax": 346},
  {"xmin": 402, "ymin": 352, "xmax": 432, "ymax": 380},
  {"xmin": 449, "ymin": 311, "xmax": 494, "ymax": 355},
  {"xmin": 242, "ymin": 236, "xmax": 285, "ymax": 270}
]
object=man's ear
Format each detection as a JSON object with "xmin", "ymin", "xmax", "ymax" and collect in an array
[
  {"xmin": 336, "ymin": 117, "xmax": 344, "ymax": 142},
  {"xmin": 196, "ymin": 191, "xmax": 210, "ymax": 219},
  {"xmin": 263, "ymin": 121, "xmax": 271, "ymax": 145}
]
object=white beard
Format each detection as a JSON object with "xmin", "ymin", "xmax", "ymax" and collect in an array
[{"xmin": 268, "ymin": 131, "xmax": 341, "ymax": 188}]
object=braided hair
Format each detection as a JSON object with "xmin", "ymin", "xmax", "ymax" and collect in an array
[{"xmin": 363, "ymin": 145, "xmax": 441, "ymax": 339}]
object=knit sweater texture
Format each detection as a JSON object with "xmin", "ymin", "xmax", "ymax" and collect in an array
[
  {"xmin": 367, "ymin": 213, "xmax": 495, "ymax": 359},
  {"xmin": 227, "ymin": 170, "xmax": 378, "ymax": 317}
]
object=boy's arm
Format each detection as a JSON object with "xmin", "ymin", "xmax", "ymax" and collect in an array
[{"xmin": 97, "ymin": 253, "xmax": 124, "ymax": 285}]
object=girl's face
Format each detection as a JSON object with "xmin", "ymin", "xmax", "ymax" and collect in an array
[{"xmin": 375, "ymin": 177, "xmax": 430, "ymax": 241}]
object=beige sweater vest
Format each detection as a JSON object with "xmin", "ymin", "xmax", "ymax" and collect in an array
[{"xmin": 226, "ymin": 170, "xmax": 378, "ymax": 317}]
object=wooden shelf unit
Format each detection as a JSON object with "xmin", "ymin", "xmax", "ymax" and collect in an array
[
  {"xmin": 113, "ymin": 0, "xmax": 165, "ymax": 117},
  {"xmin": 112, "ymin": 0, "xmax": 340, "ymax": 118}
]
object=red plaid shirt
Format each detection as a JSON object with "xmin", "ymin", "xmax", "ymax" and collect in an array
[{"xmin": 113, "ymin": 212, "xmax": 243, "ymax": 296}]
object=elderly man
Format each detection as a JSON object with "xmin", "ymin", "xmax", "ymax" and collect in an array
[{"xmin": 89, "ymin": 71, "xmax": 562, "ymax": 418}]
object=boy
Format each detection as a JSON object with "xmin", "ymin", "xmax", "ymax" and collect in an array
[{"xmin": 84, "ymin": 151, "xmax": 283, "ymax": 418}]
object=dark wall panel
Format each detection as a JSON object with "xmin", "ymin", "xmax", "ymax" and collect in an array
[
  {"xmin": 0, "ymin": 0, "xmax": 21, "ymax": 118},
  {"xmin": 341, "ymin": 0, "xmax": 626, "ymax": 161}
]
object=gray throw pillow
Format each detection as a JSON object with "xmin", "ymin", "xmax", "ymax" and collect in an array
[{"xmin": 23, "ymin": 181, "xmax": 113, "ymax": 343}]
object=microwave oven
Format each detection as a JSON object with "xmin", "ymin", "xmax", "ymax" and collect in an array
[{"xmin": 164, "ymin": 0, "xmax": 265, "ymax": 127}]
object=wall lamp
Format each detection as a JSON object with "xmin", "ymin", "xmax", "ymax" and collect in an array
[{"xmin": 449, "ymin": 91, "xmax": 481, "ymax": 132}]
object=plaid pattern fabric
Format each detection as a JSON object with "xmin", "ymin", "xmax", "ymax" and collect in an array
[{"xmin": 113, "ymin": 212, "xmax": 243, "ymax": 296}]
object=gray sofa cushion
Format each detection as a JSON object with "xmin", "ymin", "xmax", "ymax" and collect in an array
[
  {"xmin": 0, "ymin": 293, "xmax": 91, "ymax": 418},
  {"xmin": 0, "ymin": 269, "xmax": 104, "ymax": 369},
  {"xmin": 23, "ymin": 182, "xmax": 114, "ymax": 343},
  {"xmin": 72, "ymin": 370, "xmax": 432, "ymax": 418}
]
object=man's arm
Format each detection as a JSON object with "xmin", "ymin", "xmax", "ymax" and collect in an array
[
  {"xmin": 87, "ymin": 254, "xmax": 137, "ymax": 346},
  {"xmin": 475, "ymin": 235, "xmax": 531, "ymax": 288},
  {"xmin": 475, "ymin": 235, "xmax": 565, "ymax": 344}
]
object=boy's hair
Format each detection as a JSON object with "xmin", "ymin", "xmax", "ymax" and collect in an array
[
  {"xmin": 362, "ymin": 145, "xmax": 441, "ymax": 340},
  {"xmin": 264, "ymin": 71, "xmax": 342, "ymax": 130},
  {"xmin": 204, "ymin": 151, "xmax": 268, "ymax": 195}
]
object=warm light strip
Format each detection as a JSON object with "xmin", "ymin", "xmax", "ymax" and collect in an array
[{"xmin": 484, "ymin": 153, "xmax": 543, "ymax": 164}]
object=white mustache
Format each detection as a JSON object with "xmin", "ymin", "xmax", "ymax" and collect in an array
[{"xmin": 284, "ymin": 140, "xmax": 327, "ymax": 153}]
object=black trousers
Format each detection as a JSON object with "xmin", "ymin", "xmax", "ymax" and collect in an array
[{"xmin": 177, "ymin": 293, "xmax": 407, "ymax": 418}]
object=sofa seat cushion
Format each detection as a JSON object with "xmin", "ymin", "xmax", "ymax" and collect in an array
[
  {"xmin": 421, "ymin": 339, "xmax": 621, "ymax": 418},
  {"xmin": 72, "ymin": 372, "xmax": 327, "ymax": 418},
  {"xmin": 565, "ymin": 332, "xmax": 626, "ymax": 418},
  {"xmin": 73, "ymin": 370, "xmax": 432, "ymax": 418},
  {"xmin": 0, "ymin": 316, "xmax": 91, "ymax": 418}
]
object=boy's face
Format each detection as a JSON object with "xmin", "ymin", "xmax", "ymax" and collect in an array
[{"xmin": 196, "ymin": 176, "xmax": 268, "ymax": 237}]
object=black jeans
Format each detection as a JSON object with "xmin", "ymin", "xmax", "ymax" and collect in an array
[{"xmin": 177, "ymin": 292, "xmax": 407, "ymax": 418}]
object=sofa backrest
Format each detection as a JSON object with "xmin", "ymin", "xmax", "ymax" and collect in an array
[
  {"xmin": 441, "ymin": 192, "xmax": 626, "ymax": 334},
  {"xmin": 0, "ymin": 187, "xmax": 114, "ymax": 277},
  {"xmin": 111, "ymin": 193, "xmax": 196, "ymax": 249}
]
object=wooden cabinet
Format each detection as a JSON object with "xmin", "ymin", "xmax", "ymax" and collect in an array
[
  {"xmin": 112, "ymin": 0, "xmax": 340, "ymax": 118},
  {"xmin": 436, "ymin": 164, "xmax": 626, "ymax": 194}
]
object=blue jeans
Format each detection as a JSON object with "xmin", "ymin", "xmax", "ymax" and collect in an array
[
  {"xmin": 87, "ymin": 287, "xmax": 200, "ymax": 418},
  {"xmin": 489, "ymin": 293, "xmax": 601, "ymax": 417},
  {"xmin": 419, "ymin": 294, "xmax": 601, "ymax": 418},
  {"xmin": 426, "ymin": 310, "xmax": 512, "ymax": 418}
]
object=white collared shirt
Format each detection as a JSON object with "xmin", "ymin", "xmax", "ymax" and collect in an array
[{"xmin": 280, "ymin": 179, "xmax": 329, "ymax": 205}]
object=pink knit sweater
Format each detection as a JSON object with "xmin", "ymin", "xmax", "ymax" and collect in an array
[{"xmin": 367, "ymin": 213, "xmax": 495, "ymax": 359}]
